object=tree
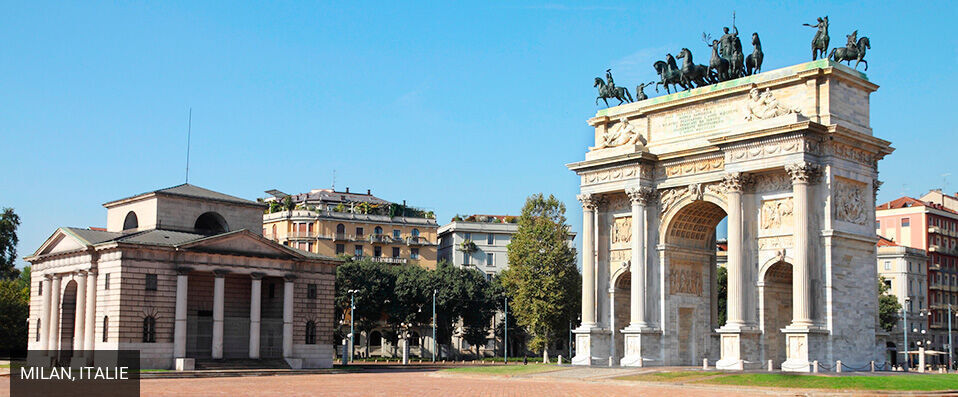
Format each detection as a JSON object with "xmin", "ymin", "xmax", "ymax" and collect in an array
[
  {"xmin": 879, "ymin": 276, "xmax": 902, "ymax": 332},
  {"xmin": 335, "ymin": 258, "xmax": 396, "ymax": 356},
  {"xmin": 0, "ymin": 276, "xmax": 28, "ymax": 356},
  {"xmin": 500, "ymin": 193, "xmax": 580, "ymax": 362},
  {"xmin": 459, "ymin": 269, "xmax": 495, "ymax": 357},
  {"xmin": 717, "ymin": 266, "xmax": 727, "ymax": 327},
  {"xmin": 0, "ymin": 208, "xmax": 21, "ymax": 280}
]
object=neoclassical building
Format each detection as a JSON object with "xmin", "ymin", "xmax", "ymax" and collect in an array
[
  {"xmin": 26, "ymin": 184, "xmax": 340, "ymax": 369},
  {"xmin": 568, "ymin": 60, "xmax": 893, "ymax": 371}
]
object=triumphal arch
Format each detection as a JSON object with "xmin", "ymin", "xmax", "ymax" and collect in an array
[{"xmin": 568, "ymin": 60, "xmax": 893, "ymax": 371}]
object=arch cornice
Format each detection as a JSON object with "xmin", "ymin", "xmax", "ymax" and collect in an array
[{"xmin": 758, "ymin": 254, "xmax": 794, "ymax": 285}]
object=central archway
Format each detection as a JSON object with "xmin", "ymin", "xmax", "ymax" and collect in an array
[{"xmin": 662, "ymin": 199, "xmax": 727, "ymax": 365}]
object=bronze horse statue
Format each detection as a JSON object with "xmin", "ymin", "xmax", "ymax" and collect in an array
[
  {"xmin": 705, "ymin": 39, "xmax": 731, "ymax": 82},
  {"xmin": 745, "ymin": 32, "xmax": 763, "ymax": 75},
  {"xmin": 594, "ymin": 77, "xmax": 633, "ymax": 107},
  {"xmin": 804, "ymin": 16, "xmax": 830, "ymax": 60},
  {"xmin": 653, "ymin": 54, "xmax": 686, "ymax": 94},
  {"xmin": 676, "ymin": 48, "xmax": 712, "ymax": 88},
  {"xmin": 829, "ymin": 33, "xmax": 870, "ymax": 70}
]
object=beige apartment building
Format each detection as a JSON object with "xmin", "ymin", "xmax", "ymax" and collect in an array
[{"xmin": 262, "ymin": 188, "xmax": 438, "ymax": 269}]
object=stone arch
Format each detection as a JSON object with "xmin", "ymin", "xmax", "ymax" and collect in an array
[
  {"xmin": 658, "ymin": 190, "xmax": 727, "ymax": 245},
  {"xmin": 60, "ymin": 280, "xmax": 78, "ymax": 359},
  {"xmin": 758, "ymin": 254, "xmax": 795, "ymax": 285},
  {"xmin": 194, "ymin": 212, "xmax": 229, "ymax": 234},
  {"xmin": 761, "ymin": 260, "xmax": 793, "ymax": 368},
  {"xmin": 122, "ymin": 211, "xmax": 138, "ymax": 231}
]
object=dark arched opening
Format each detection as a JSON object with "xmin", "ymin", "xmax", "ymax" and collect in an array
[
  {"xmin": 123, "ymin": 211, "xmax": 138, "ymax": 231},
  {"xmin": 194, "ymin": 212, "xmax": 229, "ymax": 234}
]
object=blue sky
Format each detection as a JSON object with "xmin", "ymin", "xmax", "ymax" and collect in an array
[{"xmin": 1, "ymin": 1, "xmax": 955, "ymax": 268}]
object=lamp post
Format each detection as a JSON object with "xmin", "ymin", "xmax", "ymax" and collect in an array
[
  {"xmin": 348, "ymin": 289, "xmax": 359, "ymax": 363},
  {"xmin": 948, "ymin": 303, "xmax": 954, "ymax": 372},
  {"xmin": 903, "ymin": 297, "xmax": 910, "ymax": 371},
  {"xmin": 432, "ymin": 289, "xmax": 437, "ymax": 363},
  {"xmin": 504, "ymin": 297, "xmax": 509, "ymax": 365}
]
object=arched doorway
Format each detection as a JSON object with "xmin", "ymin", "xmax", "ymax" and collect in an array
[
  {"xmin": 886, "ymin": 342, "xmax": 898, "ymax": 366},
  {"xmin": 761, "ymin": 261, "xmax": 793, "ymax": 368},
  {"xmin": 369, "ymin": 330, "xmax": 383, "ymax": 356},
  {"xmin": 194, "ymin": 212, "xmax": 229, "ymax": 234},
  {"xmin": 60, "ymin": 280, "xmax": 79, "ymax": 361},
  {"xmin": 612, "ymin": 271, "xmax": 630, "ymax": 363},
  {"xmin": 662, "ymin": 199, "xmax": 727, "ymax": 365}
]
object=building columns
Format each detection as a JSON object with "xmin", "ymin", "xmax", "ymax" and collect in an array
[
  {"xmin": 786, "ymin": 162, "xmax": 820, "ymax": 327},
  {"xmin": 212, "ymin": 269, "xmax": 228, "ymax": 359},
  {"xmin": 83, "ymin": 271, "xmax": 96, "ymax": 352},
  {"xmin": 578, "ymin": 193, "xmax": 598, "ymax": 327},
  {"xmin": 39, "ymin": 276, "xmax": 53, "ymax": 350},
  {"xmin": 74, "ymin": 271, "xmax": 87, "ymax": 351},
  {"xmin": 625, "ymin": 187, "xmax": 654, "ymax": 329},
  {"xmin": 722, "ymin": 172, "xmax": 751, "ymax": 329},
  {"xmin": 48, "ymin": 275, "xmax": 61, "ymax": 351},
  {"xmin": 173, "ymin": 267, "xmax": 190, "ymax": 359},
  {"xmin": 249, "ymin": 273, "xmax": 264, "ymax": 359},
  {"xmin": 283, "ymin": 275, "xmax": 296, "ymax": 358}
]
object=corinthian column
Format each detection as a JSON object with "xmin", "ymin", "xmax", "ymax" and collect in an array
[
  {"xmin": 786, "ymin": 162, "xmax": 820, "ymax": 327},
  {"xmin": 625, "ymin": 187, "xmax": 655, "ymax": 329},
  {"xmin": 721, "ymin": 172, "xmax": 751, "ymax": 329},
  {"xmin": 577, "ymin": 193, "xmax": 598, "ymax": 327}
]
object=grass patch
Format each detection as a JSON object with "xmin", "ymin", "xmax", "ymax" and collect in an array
[
  {"xmin": 699, "ymin": 373, "xmax": 958, "ymax": 391},
  {"xmin": 0, "ymin": 364, "xmax": 9, "ymax": 369},
  {"xmin": 616, "ymin": 370, "xmax": 721, "ymax": 382},
  {"xmin": 442, "ymin": 364, "xmax": 559, "ymax": 376}
]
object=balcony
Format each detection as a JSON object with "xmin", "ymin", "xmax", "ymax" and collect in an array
[
  {"xmin": 371, "ymin": 257, "xmax": 408, "ymax": 265},
  {"xmin": 334, "ymin": 233, "xmax": 349, "ymax": 241},
  {"xmin": 288, "ymin": 231, "xmax": 318, "ymax": 239},
  {"xmin": 369, "ymin": 234, "xmax": 390, "ymax": 244},
  {"xmin": 407, "ymin": 236, "xmax": 427, "ymax": 246},
  {"xmin": 929, "ymin": 245, "xmax": 958, "ymax": 256}
]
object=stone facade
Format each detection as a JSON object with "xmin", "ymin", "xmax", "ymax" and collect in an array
[
  {"xmin": 568, "ymin": 60, "xmax": 893, "ymax": 371},
  {"xmin": 27, "ymin": 184, "xmax": 340, "ymax": 370}
]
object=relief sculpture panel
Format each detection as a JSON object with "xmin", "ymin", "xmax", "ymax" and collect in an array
[
  {"xmin": 668, "ymin": 262, "xmax": 703, "ymax": 296},
  {"xmin": 760, "ymin": 198, "xmax": 794, "ymax": 231},
  {"xmin": 612, "ymin": 216, "xmax": 632, "ymax": 247},
  {"xmin": 834, "ymin": 177, "xmax": 868, "ymax": 225}
]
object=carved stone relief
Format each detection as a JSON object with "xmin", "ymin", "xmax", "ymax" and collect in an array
[
  {"xmin": 827, "ymin": 141, "xmax": 879, "ymax": 168},
  {"xmin": 758, "ymin": 236, "xmax": 794, "ymax": 249},
  {"xmin": 659, "ymin": 182, "xmax": 725, "ymax": 215},
  {"xmin": 581, "ymin": 164, "xmax": 653, "ymax": 186},
  {"xmin": 597, "ymin": 117, "xmax": 647, "ymax": 149},
  {"xmin": 662, "ymin": 157, "xmax": 725, "ymax": 178},
  {"xmin": 726, "ymin": 136, "xmax": 819, "ymax": 163},
  {"xmin": 753, "ymin": 173, "xmax": 792, "ymax": 193},
  {"xmin": 668, "ymin": 262, "xmax": 703, "ymax": 296},
  {"xmin": 834, "ymin": 177, "xmax": 868, "ymax": 225},
  {"xmin": 610, "ymin": 249, "xmax": 629, "ymax": 262},
  {"xmin": 761, "ymin": 198, "xmax": 794, "ymax": 231},
  {"xmin": 612, "ymin": 216, "xmax": 632, "ymax": 245},
  {"xmin": 744, "ymin": 88, "xmax": 801, "ymax": 121}
]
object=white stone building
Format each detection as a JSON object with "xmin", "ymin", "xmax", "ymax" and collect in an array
[
  {"xmin": 26, "ymin": 184, "xmax": 340, "ymax": 370},
  {"xmin": 876, "ymin": 236, "xmax": 928, "ymax": 366}
]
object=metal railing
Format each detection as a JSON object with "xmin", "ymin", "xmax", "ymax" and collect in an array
[{"xmin": 371, "ymin": 257, "xmax": 408, "ymax": 265}]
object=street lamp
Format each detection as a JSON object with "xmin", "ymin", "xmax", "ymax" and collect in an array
[
  {"xmin": 432, "ymin": 289, "xmax": 437, "ymax": 363},
  {"xmin": 348, "ymin": 289, "xmax": 360, "ymax": 363},
  {"xmin": 903, "ymin": 297, "xmax": 910, "ymax": 371}
]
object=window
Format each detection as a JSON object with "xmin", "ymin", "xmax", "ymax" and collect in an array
[
  {"xmin": 104, "ymin": 273, "xmax": 110, "ymax": 290},
  {"xmin": 485, "ymin": 273, "xmax": 492, "ymax": 281},
  {"xmin": 142, "ymin": 316, "xmax": 156, "ymax": 343},
  {"xmin": 307, "ymin": 284, "xmax": 317, "ymax": 299},
  {"xmin": 36, "ymin": 319, "xmax": 41, "ymax": 341},
  {"xmin": 38, "ymin": 282, "xmax": 41, "ymax": 296},
  {"xmin": 876, "ymin": 220, "xmax": 880, "ymax": 229},
  {"xmin": 356, "ymin": 227, "xmax": 364, "ymax": 237},
  {"xmin": 393, "ymin": 229, "xmax": 401, "ymax": 239},
  {"xmin": 102, "ymin": 316, "xmax": 109, "ymax": 342},
  {"xmin": 374, "ymin": 246, "xmax": 382, "ymax": 257},
  {"xmin": 901, "ymin": 218, "xmax": 910, "ymax": 227},
  {"xmin": 487, "ymin": 233, "xmax": 494, "ymax": 245},
  {"xmin": 374, "ymin": 226, "xmax": 383, "ymax": 235},
  {"xmin": 145, "ymin": 274, "xmax": 157, "ymax": 291},
  {"xmin": 487, "ymin": 253, "xmax": 494, "ymax": 267},
  {"xmin": 305, "ymin": 321, "xmax": 317, "ymax": 344},
  {"xmin": 354, "ymin": 245, "xmax": 364, "ymax": 257},
  {"xmin": 392, "ymin": 247, "xmax": 400, "ymax": 258},
  {"xmin": 412, "ymin": 229, "xmax": 420, "ymax": 237},
  {"xmin": 463, "ymin": 252, "xmax": 470, "ymax": 265},
  {"xmin": 336, "ymin": 224, "xmax": 345, "ymax": 234},
  {"xmin": 464, "ymin": 232, "xmax": 471, "ymax": 241},
  {"xmin": 411, "ymin": 248, "xmax": 419, "ymax": 259},
  {"xmin": 883, "ymin": 279, "xmax": 891, "ymax": 289},
  {"xmin": 336, "ymin": 244, "xmax": 345, "ymax": 255},
  {"xmin": 123, "ymin": 211, "xmax": 138, "ymax": 231}
]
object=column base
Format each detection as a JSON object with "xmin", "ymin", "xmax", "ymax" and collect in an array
[
  {"xmin": 780, "ymin": 326, "xmax": 827, "ymax": 373},
  {"xmin": 174, "ymin": 358, "xmax": 195, "ymax": 371},
  {"xmin": 284, "ymin": 358, "xmax": 303, "ymax": 369},
  {"xmin": 619, "ymin": 326, "xmax": 662, "ymax": 367},
  {"xmin": 571, "ymin": 326, "xmax": 611, "ymax": 366},
  {"xmin": 715, "ymin": 326, "xmax": 761, "ymax": 370}
]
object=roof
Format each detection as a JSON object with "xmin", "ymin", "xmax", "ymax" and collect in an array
[
  {"xmin": 62, "ymin": 227, "xmax": 123, "ymax": 245},
  {"xmin": 877, "ymin": 236, "xmax": 898, "ymax": 247},
  {"xmin": 268, "ymin": 188, "xmax": 392, "ymax": 205},
  {"xmin": 877, "ymin": 196, "xmax": 958, "ymax": 215},
  {"xmin": 104, "ymin": 183, "xmax": 264, "ymax": 207}
]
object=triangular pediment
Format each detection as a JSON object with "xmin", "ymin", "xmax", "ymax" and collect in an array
[
  {"xmin": 33, "ymin": 228, "xmax": 102, "ymax": 257},
  {"xmin": 178, "ymin": 230, "xmax": 304, "ymax": 258}
]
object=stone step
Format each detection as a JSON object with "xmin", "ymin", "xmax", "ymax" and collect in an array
[{"xmin": 193, "ymin": 358, "xmax": 291, "ymax": 370}]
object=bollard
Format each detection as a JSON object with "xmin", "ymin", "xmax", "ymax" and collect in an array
[
  {"xmin": 608, "ymin": 356, "xmax": 613, "ymax": 367},
  {"xmin": 558, "ymin": 355, "xmax": 563, "ymax": 365},
  {"xmin": 836, "ymin": 360, "xmax": 842, "ymax": 373},
  {"xmin": 703, "ymin": 358, "xmax": 709, "ymax": 370},
  {"xmin": 768, "ymin": 360, "xmax": 773, "ymax": 372},
  {"xmin": 812, "ymin": 360, "xmax": 819, "ymax": 373},
  {"xmin": 870, "ymin": 361, "xmax": 875, "ymax": 372}
]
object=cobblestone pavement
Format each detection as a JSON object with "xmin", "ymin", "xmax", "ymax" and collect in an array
[{"xmin": 0, "ymin": 368, "xmax": 797, "ymax": 397}]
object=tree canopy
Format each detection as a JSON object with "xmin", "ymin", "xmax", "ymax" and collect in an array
[
  {"xmin": 0, "ymin": 208, "xmax": 21, "ymax": 280},
  {"xmin": 878, "ymin": 275, "xmax": 902, "ymax": 333}
]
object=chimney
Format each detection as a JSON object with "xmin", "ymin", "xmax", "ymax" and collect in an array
[
  {"xmin": 346, "ymin": 187, "xmax": 350, "ymax": 193},
  {"xmin": 367, "ymin": 189, "xmax": 371, "ymax": 195}
]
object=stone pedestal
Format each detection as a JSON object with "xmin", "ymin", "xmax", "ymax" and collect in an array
[
  {"xmin": 715, "ymin": 328, "xmax": 761, "ymax": 370},
  {"xmin": 780, "ymin": 327, "xmax": 827, "ymax": 372},
  {"xmin": 619, "ymin": 327, "xmax": 661, "ymax": 367},
  {"xmin": 571, "ymin": 327, "xmax": 611, "ymax": 366},
  {"xmin": 175, "ymin": 358, "xmax": 195, "ymax": 371}
]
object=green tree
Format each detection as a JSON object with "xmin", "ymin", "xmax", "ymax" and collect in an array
[
  {"xmin": 878, "ymin": 276, "xmax": 902, "ymax": 332},
  {"xmin": 500, "ymin": 193, "xmax": 580, "ymax": 362},
  {"xmin": 0, "ymin": 277, "xmax": 28, "ymax": 355},
  {"xmin": 459, "ymin": 269, "xmax": 495, "ymax": 357},
  {"xmin": 335, "ymin": 258, "xmax": 396, "ymax": 355},
  {"xmin": 282, "ymin": 196, "xmax": 295, "ymax": 212},
  {"xmin": 717, "ymin": 266, "xmax": 727, "ymax": 327},
  {"xmin": 0, "ymin": 208, "xmax": 21, "ymax": 280}
]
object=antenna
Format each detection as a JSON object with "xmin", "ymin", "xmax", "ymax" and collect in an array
[
  {"xmin": 185, "ymin": 108, "xmax": 192, "ymax": 184},
  {"xmin": 332, "ymin": 169, "xmax": 337, "ymax": 190},
  {"xmin": 943, "ymin": 173, "xmax": 952, "ymax": 192}
]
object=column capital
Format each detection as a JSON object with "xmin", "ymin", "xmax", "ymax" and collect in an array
[
  {"xmin": 785, "ymin": 162, "xmax": 821, "ymax": 184},
  {"xmin": 721, "ymin": 172, "xmax": 753, "ymax": 193},
  {"xmin": 213, "ymin": 269, "xmax": 230, "ymax": 277},
  {"xmin": 44, "ymin": 274, "xmax": 55, "ymax": 281},
  {"xmin": 577, "ymin": 193, "xmax": 598, "ymax": 211},
  {"xmin": 626, "ymin": 186, "xmax": 657, "ymax": 205},
  {"xmin": 176, "ymin": 266, "xmax": 193, "ymax": 275},
  {"xmin": 872, "ymin": 178, "xmax": 883, "ymax": 200},
  {"xmin": 283, "ymin": 274, "xmax": 298, "ymax": 282},
  {"xmin": 250, "ymin": 272, "xmax": 266, "ymax": 280},
  {"xmin": 76, "ymin": 270, "xmax": 88, "ymax": 277}
]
